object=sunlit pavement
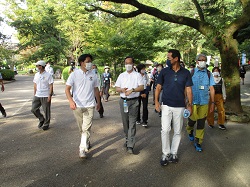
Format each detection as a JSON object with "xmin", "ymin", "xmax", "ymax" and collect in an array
[{"xmin": 0, "ymin": 73, "xmax": 250, "ymax": 187}]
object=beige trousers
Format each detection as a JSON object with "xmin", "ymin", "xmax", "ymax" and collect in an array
[{"xmin": 73, "ymin": 107, "xmax": 94, "ymax": 152}]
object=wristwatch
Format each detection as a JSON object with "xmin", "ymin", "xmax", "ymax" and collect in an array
[{"xmin": 132, "ymin": 88, "xmax": 135, "ymax": 92}]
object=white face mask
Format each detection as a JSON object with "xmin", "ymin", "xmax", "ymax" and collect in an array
[
  {"xmin": 85, "ymin": 62, "xmax": 92, "ymax": 70},
  {"xmin": 157, "ymin": 67, "xmax": 162, "ymax": 72},
  {"xmin": 105, "ymin": 69, "xmax": 109, "ymax": 73},
  {"xmin": 140, "ymin": 69, "xmax": 145, "ymax": 74},
  {"xmin": 198, "ymin": 61, "xmax": 207, "ymax": 69},
  {"xmin": 213, "ymin": 72, "xmax": 220, "ymax": 77},
  {"xmin": 125, "ymin": 64, "xmax": 133, "ymax": 72},
  {"xmin": 36, "ymin": 67, "xmax": 39, "ymax": 72}
]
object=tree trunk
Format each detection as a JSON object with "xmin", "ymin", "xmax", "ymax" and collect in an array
[{"xmin": 217, "ymin": 36, "xmax": 243, "ymax": 113}]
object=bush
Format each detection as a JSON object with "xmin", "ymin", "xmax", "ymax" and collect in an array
[
  {"xmin": 62, "ymin": 66, "xmax": 71, "ymax": 82},
  {"xmin": 53, "ymin": 65, "xmax": 64, "ymax": 73},
  {"xmin": 0, "ymin": 69, "xmax": 15, "ymax": 80}
]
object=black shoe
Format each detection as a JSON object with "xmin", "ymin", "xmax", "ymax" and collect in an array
[
  {"xmin": 42, "ymin": 125, "xmax": 49, "ymax": 131},
  {"xmin": 100, "ymin": 114, "xmax": 104, "ymax": 118},
  {"xmin": 141, "ymin": 122, "xmax": 148, "ymax": 127},
  {"xmin": 208, "ymin": 125, "xmax": 214, "ymax": 128},
  {"xmin": 160, "ymin": 154, "xmax": 171, "ymax": 166},
  {"xmin": 169, "ymin": 154, "xmax": 178, "ymax": 163},
  {"xmin": 2, "ymin": 111, "xmax": 7, "ymax": 118},
  {"xmin": 38, "ymin": 120, "xmax": 44, "ymax": 129},
  {"xmin": 219, "ymin": 125, "xmax": 226, "ymax": 130},
  {"xmin": 127, "ymin": 147, "xmax": 134, "ymax": 154}
]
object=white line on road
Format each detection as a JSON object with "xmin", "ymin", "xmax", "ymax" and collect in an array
[{"xmin": 12, "ymin": 98, "xmax": 32, "ymax": 117}]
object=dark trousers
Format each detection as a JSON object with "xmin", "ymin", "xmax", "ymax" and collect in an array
[
  {"xmin": 137, "ymin": 94, "xmax": 149, "ymax": 123},
  {"xmin": 0, "ymin": 103, "xmax": 6, "ymax": 115},
  {"xmin": 119, "ymin": 98, "xmax": 139, "ymax": 148},
  {"xmin": 104, "ymin": 83, "xmax": 110, "ymax": 100},
  {"xmin": 31, "ymin": 96, "xmax": 51, "ymax": 127},
  {"xmin": 95, "ymin": 96, "xmax": 104, "ymax": 115}
]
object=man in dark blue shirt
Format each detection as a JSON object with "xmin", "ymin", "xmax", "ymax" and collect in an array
[{"xmin": 155, "ymin": 49, "xmax": 193, "ymax": 166}]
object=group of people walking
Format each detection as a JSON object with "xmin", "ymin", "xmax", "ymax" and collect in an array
[{"xmin": 27, "ymin": 49, "xmax": 243, "ymax": 164}]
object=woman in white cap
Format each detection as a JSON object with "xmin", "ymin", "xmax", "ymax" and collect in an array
[{"xmin": 102, "ymin": 66, "xmax": 112, "ymax": 102}]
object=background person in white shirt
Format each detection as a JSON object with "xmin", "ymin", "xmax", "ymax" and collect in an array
[
  {"xmin": 31, "ymin": 60, "xmax": 54, "ymax": 131},
  {"xmin": 115, "ymin": 56, "xmax": 144, "ymax": 154},
  {"xmin": 45, "ymin": 62, "xmax": 54, "ymax": 76},
  {"xmin": 65, "ymin": 54, "xmax": 101, "ymax": 159}
]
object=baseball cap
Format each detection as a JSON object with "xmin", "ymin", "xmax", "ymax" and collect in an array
[
  {"xmin": 35, "ymin": 60, "xmax": 46, "ymax": 67},
  {"xmin": 104, "ymin": 66, "xmax": 110, "ymax": 69}
]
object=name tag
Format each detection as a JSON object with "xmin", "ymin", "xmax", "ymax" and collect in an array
[{"xmin": 199, "ymin": 85, "xmax": 205, "ymax": 90}]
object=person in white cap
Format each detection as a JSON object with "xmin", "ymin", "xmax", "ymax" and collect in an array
[
  {"xmin": 31, "ymin": 60, "xmax": 54, "ymax": 131},
  {"xmin": 102, "ymin": 66, "xmax": 112, "ymax": 102}
]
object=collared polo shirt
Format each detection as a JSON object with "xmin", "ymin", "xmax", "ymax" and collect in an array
[
  {"xmin": 157, "ymin": 67, "xmax": 193, "ymax": 107},
  {"xmin": 33, "ymin": 71, "xmax": 54, "ymax": 97},
  {"xmin": 66, "ymin": 69, "xmax": 99, "ymax": 108},
  {"xmin": 115, "ymin": 70, "xmax": 144, "ymax": 98},
  {"xmin": 192, "ymin": 68, "xmax": 215, "ymax": 105}
]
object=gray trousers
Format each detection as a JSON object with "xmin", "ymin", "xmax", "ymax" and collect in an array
[
  {"xmin": 31, "ymin": 96, "xmax": 51, "ymax": 127},
  {"xmin": 119, "ymin": 98, "xmax": 139, "ymax": 148}
]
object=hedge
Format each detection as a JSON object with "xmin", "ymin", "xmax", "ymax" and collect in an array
[
  {"xmin": 0, "ymin": 69, "xmax": 15, "ymax": 80},
  {"xmin": 62, "ymin": 66, "xmax": 71, "ymax": 82}
]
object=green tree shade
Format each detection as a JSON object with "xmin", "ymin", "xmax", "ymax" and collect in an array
[
  {"xmin": 86, "ymin": 0, "xmax": 250, "ymax": 113},
  {"xmin": 7, "ymin": 0, "xmax": 68, "ymax": 64}
]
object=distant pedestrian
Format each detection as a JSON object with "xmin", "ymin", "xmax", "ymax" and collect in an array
[
  {"xmin": 102, "ymin": 66, "xmax": 112, "ymax": 102},
  {"xmin": 207, "ymin": 67, "xmax": 227, "ymax": 130},
  {"xmin": 65, "ymin": 54, "xmax": 101, "ymax": 159},
  {"xmin": 68, "ymin": 61, "xmax": 76, "ymax": 74},
  {"xmin": 0, "ymin": 72, "xmax": 7, "ymax": 117},
  {"xmin": 115, "ymin": 56, "xmax": 144, "ymax": 154},
  {"xmin": 92, "ymin": 64, "xmax": 104, "ymax": 118},
  {"xmin": 152, "ymin": 64, "xmax": 164, "ymax": 117},
  {"xmin": 186, "ymin": 54, "xmax": 215, "ymax": 152},
  {"xmin": 45, "ymin": 62, "xmax": 55, "ymax": 95},
  {"xmin": 149, "ymin": 62, "xmax": 158, "ymax": 101},
  {"xmin": 45, "ymin": 62, "xmax": 54, "ymax": 77},
  {"xmin": 136, "ymin": 63, "xmax": 150, "ymax": 127},
  {"xmin": 155, "ymin": 49, "xmax": 193, "ymax": 166},
  {"xmin": 31, "ymin": 60, "xmax": 54, "ymax": 131},
  {"xmin": 13, "ymin": 66, "xmax": 18, "ymax": 75},
  {"xmin": 239, "ymin": 65, "xmax": 246, "ymax": 85}
]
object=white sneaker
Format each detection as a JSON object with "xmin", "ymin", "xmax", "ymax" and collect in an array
[
  {"xmin": 136, "ymin": 121, "xmax": 141, "ymax": 125},
  {"xmin": 79, "ymin": 150, "xmax": 87, "ymax": 159}
]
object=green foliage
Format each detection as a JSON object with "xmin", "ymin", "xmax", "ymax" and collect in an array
[
  {"xmin": 62, "ymin": 66, "xmax": 71, "ymax": 82},
  {"xmin": 0, "ymin": 69, "xmax": 15, "ymax": 80},
  {"xmin": 52, "ymin": 65, "xmax": 64, "ymax": 73},
  {"xmin": 8, "ymin": 1, "xmax": 69, "ymax": 64}
]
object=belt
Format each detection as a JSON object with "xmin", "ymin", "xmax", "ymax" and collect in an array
[{"xmin": 121, "ymin": 97, "xmax": 138, "ymax": 101}]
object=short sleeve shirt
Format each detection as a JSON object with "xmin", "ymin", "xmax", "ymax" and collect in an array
[
  {"xmin": 157, "ymin": 67, "xmax": 193, "ymax": 107},
  {"xmin": 115, "ymin": 70, "xmax": 144, "ymax": 98},
  {"xmin": 192, "ymin": 68, "xmax": 215, "ymax": 105},
  {"xmin": 66, "ymin": 69, "xmax": 99, "ymax": 108},
  {"xmin": 33, "ymin": 71, "xmax": 54, "ymax": 97}
]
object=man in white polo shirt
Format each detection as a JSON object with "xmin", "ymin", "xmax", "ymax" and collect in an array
[
  {"xmin": 65, "ymin": 54, "xmax": 101, "ymax": 159},
  {"xmin": 115, "ymin": 56, "xmax": 144, "ymax": 154},
  {"xmin": 31, "ymin": 60, "xmax": 54, "ymax": 131}
]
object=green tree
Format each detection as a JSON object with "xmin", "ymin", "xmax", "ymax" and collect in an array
[
  {"xmin": 87, "ymin": 0, "xmax": 250, "ymax": 113},
  {"xmin": 6, "ymin": 0, "xmax": 68, "ymax": 64}
]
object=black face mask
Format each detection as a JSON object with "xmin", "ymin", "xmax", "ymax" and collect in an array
[{"xmin": 166, "ymin": 59, "xmax": 172, "ymax": 68}]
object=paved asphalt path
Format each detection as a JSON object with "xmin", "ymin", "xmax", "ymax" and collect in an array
[{"xmin": 0, "ymin": 74, "xmax": 250, "ymax": 187}]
